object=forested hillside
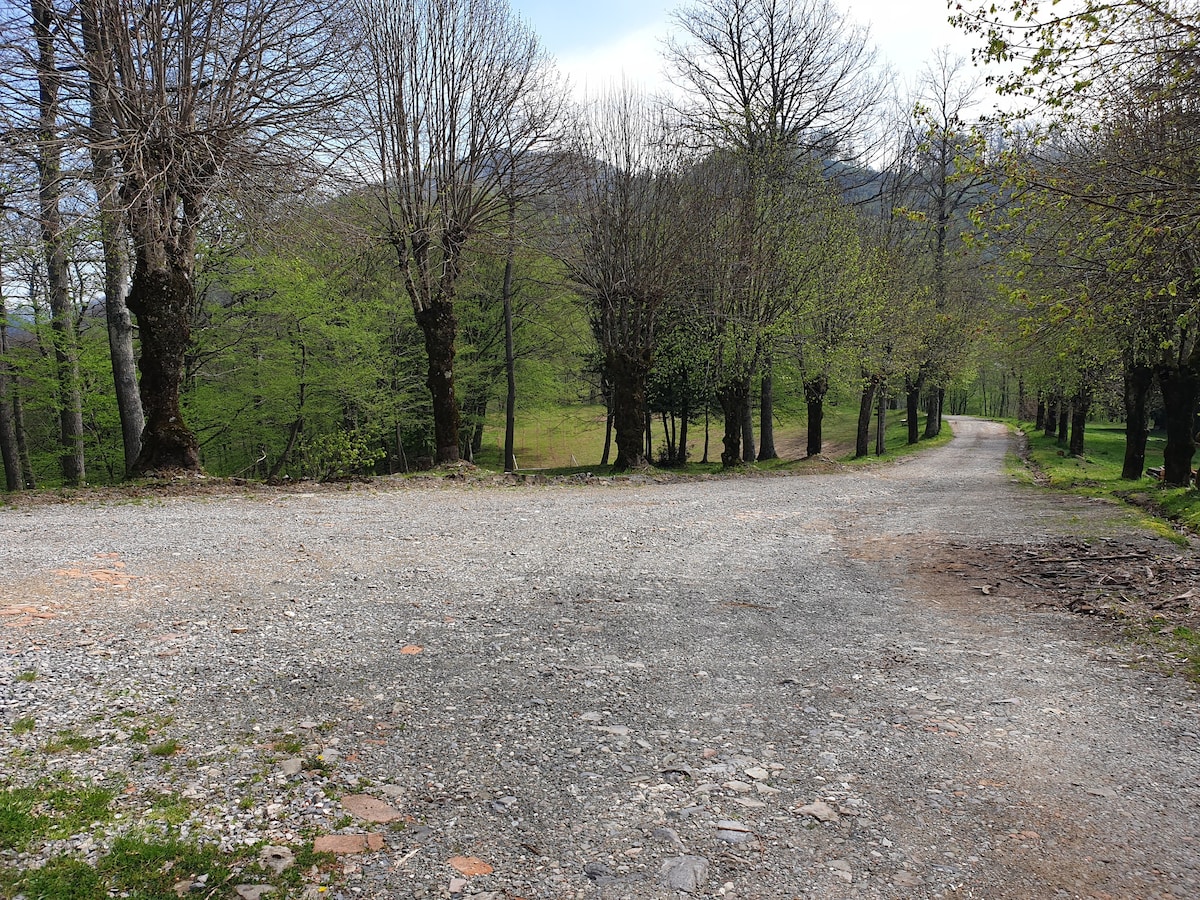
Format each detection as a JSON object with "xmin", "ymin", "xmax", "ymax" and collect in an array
[{"xmin": 0, "ymin": 0, "xmax": 1196, "ymax": 488}]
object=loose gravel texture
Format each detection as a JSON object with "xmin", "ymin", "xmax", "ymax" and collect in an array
[{"xmin": 1, "ymin": 417, "xmax": 1198, "ymax": 899}]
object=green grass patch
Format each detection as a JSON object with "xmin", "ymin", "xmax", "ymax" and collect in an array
[
  {"xmin": 128, "ymin": 714, "xmax": 175, "ymax": 745},
  {"xmin": 0, "ymin": 780, "xmax": 328, "ymax": 900},
  {"xmin": 13, "ymin": 856, "xmax": 105, "ymax": 899},
  {"xmin": 473, "ymin": 401, "xmax": 949, "ymax": 474},
  {"xmin": 272, "ymin": 735, "xmax": 305, "ymax": 755},
  {"xmin": 146, "ymin": 792, "xmax": 192, "ymax": 827},
  {"xmin": 98, "ymin": 835, "xmax": 231, "ymax": 895},
  {"xmin": 1167, "ymin": 626, "xmax": 1200, "ymax": 680},
  {"xmin": 475, "ymin": 404, "xmax": 610, "ymax": 470},
  {"xmin": 43, "ymin": 729, "xmax": 101, "ymax": 754},
  {"xmin": 0, "ymin": 783, "xmax": 115, "ymax": 852},
  {"xmin": 1155, "ymin": 486, "xmax": 1200, "ymax": 533},
  {"xmin": 0, "ymin": 788, "xmax": 42, "ymax": 851},
  {"xmin": 12, "ymin": 716, "xmax": 35, "ymax": 736},
  {"xmin": 148, "ymin": 738, "xmax": 181, "ymax": 757},
  {"xmin": 15, "ymin": 670, "xmax": 37, "ymax": 683},
  {"xmin": 1015, "ymin": 420, "xmax": 1200, "ymax": 540},
  {"xmin": 1018, "ymin": 422, "xmax": 1155, "ymax": 491},
  {"xmin": 838, "ymin": 415, "xmax": 954, "ymax": 466}
]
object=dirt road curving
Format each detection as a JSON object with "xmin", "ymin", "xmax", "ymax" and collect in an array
[{"xmin": 1, "ymin": 417, "xmax": 1196, "ymax": 899}]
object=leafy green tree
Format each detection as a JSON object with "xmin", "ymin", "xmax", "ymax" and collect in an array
[{"xmin": 954, "ymin": 0, "xmax": 1200, "ymax": 484}]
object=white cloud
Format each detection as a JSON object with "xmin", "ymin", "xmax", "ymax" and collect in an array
[{"xmin": 554, "ymin": 24, "xmax": 677, "ymax": 101}]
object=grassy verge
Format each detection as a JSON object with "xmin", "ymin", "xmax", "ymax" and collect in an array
[{"xmin": 1012, "ymin": 419, "xmax": 1200, "ymax": 540}]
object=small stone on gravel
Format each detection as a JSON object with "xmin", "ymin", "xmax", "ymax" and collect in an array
[{"xmin": 661, "ymin": 855, "xmax": 709, "ymax": 892}]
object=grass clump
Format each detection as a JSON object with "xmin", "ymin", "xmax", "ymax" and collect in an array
[
  {"xmin": 43, "ymin": 729, "xmax": 101, "ymax": 754},
  {"xmin": 149, "ymin": 738, "xmax": 182, "ymax": 757},
  {"xmin": 0, "ymin": 783, "xmax": 115, "ymax": 852},
  {"xmin": 12, "ymin": 716, "xmax": 35, "ymax": 736},
  {"xmin": 0, "ymin": 788, "xmax": 42, "ymax": 851},
  {"xmin": 1167, "ymin": 626, "xmax": 1200, "ymax": 680},
  {"xmin": 15, "ymin": 670, "xmax": 38, "ymax": 683}
]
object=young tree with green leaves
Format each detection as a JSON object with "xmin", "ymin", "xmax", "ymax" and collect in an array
[{"xmin": 954, "ymin": 0, "xmax": 1200, "ymax": 484}]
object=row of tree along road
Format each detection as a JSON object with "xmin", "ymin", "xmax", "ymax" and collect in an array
[{"xmin": 0, "ymin": 0, "xmax": 1197, "ymax": 488}]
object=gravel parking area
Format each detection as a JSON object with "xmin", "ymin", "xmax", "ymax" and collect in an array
[{"xmin": 1, "ymin": 417, "xmax": 1197, "ymax": 899}]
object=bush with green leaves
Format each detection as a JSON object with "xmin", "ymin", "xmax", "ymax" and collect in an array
[{"xmin": 299, "ymin": 431, "xmax": 385, "ymax": 481}]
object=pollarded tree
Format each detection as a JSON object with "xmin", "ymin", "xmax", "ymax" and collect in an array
[
  {"xmin": 354, "ymin": 0, "xmax": 561, "ymax": 465},
  {"xmin": 665, "ymin": 0, "xmax": 884, "ymax": 466},
  {"xmin": 899, "ymin": 50, "xmax": 989, "ymax": 440},
  {"xmin": 783, "ymin": 189, "xmax": 868, "ymax": 458},
  {"xmin": 564, "ymin": 88, "xmax": 688, "ymax": 471},
  {"xmin": 77, "ymin": 0, "xmax": 349, "ymax": 475}
]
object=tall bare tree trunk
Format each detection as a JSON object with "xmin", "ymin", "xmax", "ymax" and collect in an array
[
  {"xmin": 1156, "ymin": 362, "xmax": 1198, "ymax": 487},
  {"xmin": 13, "ymin": 385, "xmax": 36, "ymax": 488},
  {"xmin": 905, "ymin": 372, "xmax": 923, "ymax": 444},
  {"xmin": 1044, "ymin": 393, "xmax": 1058, "ymax": 437},
  {"xmin": 81, "ymin": 0, "xmax": 143, "ymax": 474},
  {"xmin": 856, "ymin": 376, "xmax": 877, "ymax": 458},
  {"xmin": 718, "ymin": 380, "xmax": 746, "ymax": 467},
  {"xmin": 33, "ymin": 0, "xmax": 85, "ymax": 485},
  {"xmin": 502, "ymin": 211, "xmax": 518, "ymax": 473},
  {"xmin": 608, "ymin": 350, "xmax": 651, "ymax": 471},
  {"xmin": 599, "ymin": 368, "xmax": 613, "ymax": 467},
  {"xmin": 126, "ymin": 251, "xmax": 201, "ymax": 474},
  {"xmin": 1121, "ymin": 360, "xmax": 1153, "ymax": 480},
  {"xmin": 922, "ymin": 385, "xmax": 940, "ymax": 439},
  {"xmin": 677, "ymin": 402, "xmax": 690, "ymax": 465},
  {"xmin": 414, "ymin": 302, "xmax": 461, "ymax": 465},
  {"xmin": 0, "ymin": 290, "xmax": 20, "ymax": 491},
  {"xmin": 875, "ymin": 385, "xmax": 887, "ymax": 456},
  {"xmin": 739, "ymin": 376, "xmax": 755, "ymax": 463},
  {"xmin": 1069, "ymin": 385, "xmax": 1090, "ymax": 457}
]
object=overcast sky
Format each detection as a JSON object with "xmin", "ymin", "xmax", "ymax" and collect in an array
[{"xmin": 509, "ymin": 0, "xmax": 987, "ymax": 101}]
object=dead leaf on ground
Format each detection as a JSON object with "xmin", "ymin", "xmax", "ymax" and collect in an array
[
  {"xmin": 341, "ymin": 794, "xmax": 403, "ymax": 823},
  {"xmin": 448, "ymin": 856, "xmax": 494, "ymax": 876},
  {"xmin": 399, "ymin": 645, "xmax": 423, "ymax": 655}
]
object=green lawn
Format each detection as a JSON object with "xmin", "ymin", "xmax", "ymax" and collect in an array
[
  {"xmin": 1015, "ymin": 420, "xmax": 1200, "ymax": 536},
  {"xmin": 474, "ymin": 402, "xmax": 950, "ymax": 474}
]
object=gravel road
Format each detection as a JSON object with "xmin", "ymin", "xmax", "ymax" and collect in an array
[{"xmin": 1, "ymin": 417, "xmax": 1197, "ymax": 899}]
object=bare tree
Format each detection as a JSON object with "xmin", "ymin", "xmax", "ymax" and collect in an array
[
  {"xmin": 0, "ymin": 243, "xmax": 20, "ymax": 490},
  {"xmin": 666, "ymin": 0, "xmax": 882, "ymax": 160},
  {"xmin": 31, "ymin": 0, "xmax": 85, "ymax": 484},
  {"xmin": 665, "ymin": 0, "xmax": 884, "ymax": 466},
  {"xmin": 79, "ymin": 0, "xmax": 349, "ymax": 474},
  {"xmin": 898, "ymin": 50, "xmax": 986, "ymax": 441},
  {"xmin": 79, "ymin": 0, "xmax": 141, "ymax": 473},
  {"xmin": 354, "ymin": 0, "xmax": 559, "ymax": 465},
  {"xmin": 564, "ymin": 87, "xmax": 686, "ymax": 471}
]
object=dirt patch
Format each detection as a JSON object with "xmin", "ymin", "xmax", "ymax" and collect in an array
[{"xmin": 910, "ymin": 536, "xmax": 1200, "ymax": 678}]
